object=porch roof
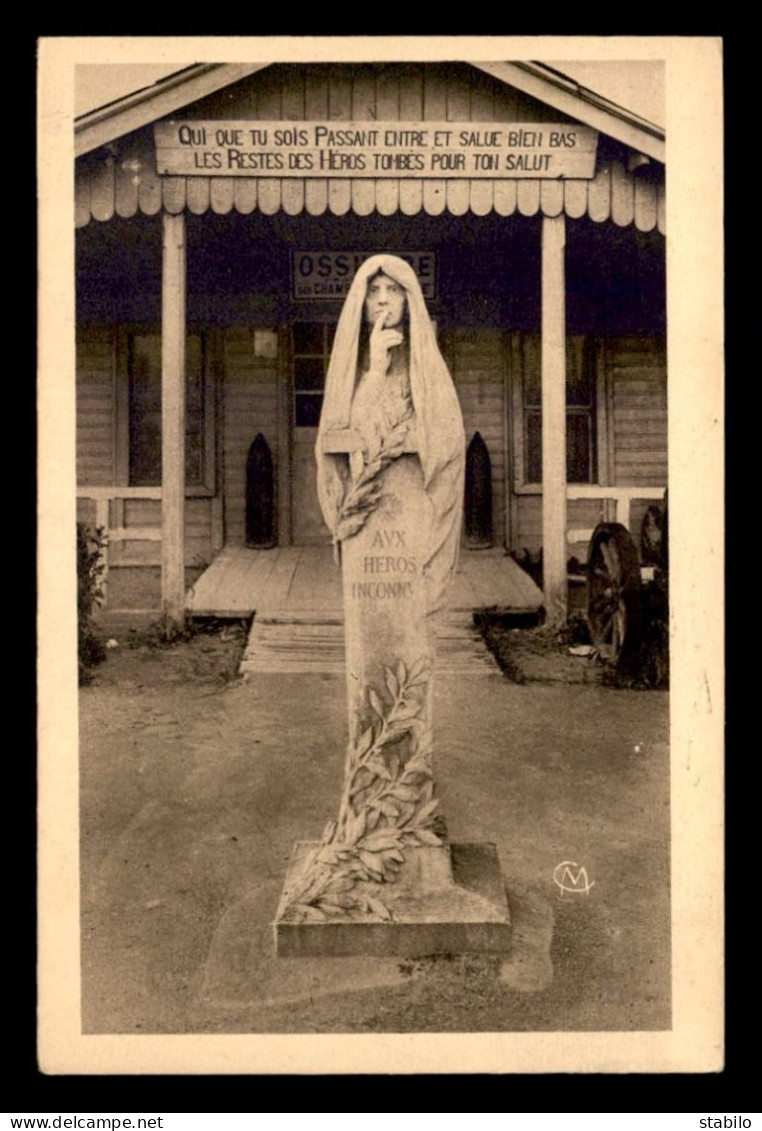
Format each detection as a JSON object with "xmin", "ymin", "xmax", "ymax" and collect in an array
[
  {"xmin": 75, "ymin": 60, "xmax": 665, "ymax": 232},
  {"xmin": 75, "ymin": 64, "xmax": 270, "ymax": 158},
  {"xmin": 76, "ymin": 61, "xmax": 665, "ymax": 163},
  {"xmin": 473, "ymin": 63, "xmax": 664, "ymax": 162}
]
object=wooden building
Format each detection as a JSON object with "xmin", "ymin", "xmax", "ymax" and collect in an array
[{"xmin": 75, "ymin": 61, "xmax": 666, "ymax": 625}]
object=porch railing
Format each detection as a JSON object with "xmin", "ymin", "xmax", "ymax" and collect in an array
[
  {"xmin": 565, "ymin": 483, "xmax": 666, "ymax": 551},
  {"xmin": 77, "ymin": 486, "xmax": 162, "ymax": 601},
  {"xmin": 78, "ymin": 482, "xmax": 668, "ymax": 601}
]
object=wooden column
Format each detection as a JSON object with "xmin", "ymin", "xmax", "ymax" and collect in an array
[
  {"xmin": 541, "ymin": 214, "xmax": 568, "ymax": 626},
  {"xmin": 276, "ymin": 326, "xmax": 292, "ymax": 546},
  {"xmin": 161, "ymin": 211, "xmax": 187, "ymax": 628}
]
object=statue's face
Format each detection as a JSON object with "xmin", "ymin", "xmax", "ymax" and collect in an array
[{"xmin": 364, "ymin": 272, "xmax": 406, "ymax": 329}]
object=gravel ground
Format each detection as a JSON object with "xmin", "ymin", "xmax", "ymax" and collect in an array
[{"xmin": 79, "ymin": 616, "xmax": 671, "ymax": 1036}]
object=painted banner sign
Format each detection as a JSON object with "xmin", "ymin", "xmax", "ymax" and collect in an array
[
  {"xmin": 292, "ymin": 252, "xmax": 436, "ymax": 300},
  {"xmin": 154, "ymin": 121, "xmax": 599, "ymax": 179}
]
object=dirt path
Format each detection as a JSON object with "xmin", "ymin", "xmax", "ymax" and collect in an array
[{"xmin": 79, "ymin": 623, "xmax": 670, "ymax": 1034}]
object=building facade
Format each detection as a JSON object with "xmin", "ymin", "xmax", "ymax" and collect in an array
[{"xmin": 75, "ymin": 61, "xmax": 666, "ymax": 622}]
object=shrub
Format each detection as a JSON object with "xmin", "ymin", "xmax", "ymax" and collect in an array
[{"xmin": 77, "ymin": 523, "xmax": 108, "ymax": 684}]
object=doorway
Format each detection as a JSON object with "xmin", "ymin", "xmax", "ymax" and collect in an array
[{"xmin": 290, "ymin": 319, "xmax": 336, "ymax": 545}]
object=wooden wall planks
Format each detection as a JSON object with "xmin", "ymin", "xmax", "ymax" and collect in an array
[
  {"xmin": 222, "ymin": 328, "xmax": 279, "ymax": 546},
  {"xmin": 540, "ymin": 180, "xmax": 564, "ymax": 218},
  {"xmin": 305, "ymin": 66, "xmax": 329, "ymax": 216},
  {"xmin": 281, "ymin": 70, "xmax": 307, "ymax": 217},
  {"xmin": 608, "ymin": 338, "xmax": 668, "ymax": 487},
  {"xmin": 114, "ymin": 142, "xmax": 141, "ymax": 218},
  {"xmin": 210, "ymin": 177, "xmax": 234, "ymax": 215},
  {"xmin": 448, "ymin": 328, "xmax": 508, "ymax": 545},
  {"xmin": 588, "ymin": 163, "xmax": 612, "ymax": 223},
  {"xmin": 137, "ymin": 151, "xmax": 162, "ymax": 216},
  {"xmin": 233, "ymin": 179, "xmax": 258, "ymax": 214},
  {"xmin": 634, "ymin": 177, "xmax": 658, "ymax": 232},
  {"xmin": 186, "ymin": 176, "xmax": 210, "ymax": 215},
  {"xmin": 611, "ymin": 160, "xmax": 635, "ymax": 227},
  {"xmin": 256, "ymin": 66, "xmax": 282, "ymax": 216},
  {"xmin": 563, "ymin": 178, "xmax": 588, "ymax": 219},
  {"xmin": 76, "ymin": 328, "xmax": 115, "ymax": 485},
  {"xmin": 469, "ymin": 68, "xmax": 495, "ymax": 218},
  {"xmin": 351, "ymin": 65, "xmax": 377, "ymax": 216},
  {"xmin": 162, "ymin": 177, "xmax": 186, "ymax": 215},
  {"xmin": 494, "ymin": 179, "xmax": 518, "ymax": 216},
  {"xmin": 90, "ymin": 156, "xmax": 115, "ymax": 222},
  {"xmin": 657, "ymin": 183, "xmax": 666, "ymax": 235},
  {"xmin": 75, "ymin": 163, "xmax": 91, "ymax": 228},
  {"xmin": 423, "ymin": 66, "xmax": 447, "ymax": 217},
  {"xmin": 517, "ymin": 179, "xmax": 541, "ymax": 216}
]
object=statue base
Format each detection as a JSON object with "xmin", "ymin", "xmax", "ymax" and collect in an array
[{"xmin": 274, "ymin": 842, "xmax": 511, "ymax": 958}]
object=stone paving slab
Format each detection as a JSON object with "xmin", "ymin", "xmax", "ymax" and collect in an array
[
  {"xmin": 199, "ymin": 876, "xmax": 552, "ymax": 1015},
  {"xmin": 199, "ymin": 882, "xmax": 412, "ymax": 1010}
]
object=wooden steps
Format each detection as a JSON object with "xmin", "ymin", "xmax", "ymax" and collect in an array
[
  {"xmin": 240, "ymin": 612, "xmax": 500, "ymax": 676},
  {"xmin": 240, "ymin": 620, "xmax": 345, "ymax": 674}
]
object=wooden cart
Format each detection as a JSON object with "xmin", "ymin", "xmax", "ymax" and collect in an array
[{"xmin": 586, "ymin": 491, "xmax": 668, "ymax": 684}]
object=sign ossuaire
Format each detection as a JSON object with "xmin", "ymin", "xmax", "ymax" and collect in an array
[
  {"xmin": 292, "ymin": 252, "xmax": 436, "ymax": 300},
  {"xmin": 154, "ymin": 120, "xmax": 599, "ymax": 179}
]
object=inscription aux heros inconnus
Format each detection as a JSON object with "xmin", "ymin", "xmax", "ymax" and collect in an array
[{"xmin": 350, "ymin": 528, "xmax": 416, "ymax": 600}]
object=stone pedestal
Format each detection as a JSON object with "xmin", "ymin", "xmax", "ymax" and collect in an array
[
  {"xmin": 275, "ymin": 842, "xmax": 511, "ymax": 958},
  {"xmin": 274, "ymin": 431, "xmax": 510, "ymax": 957}
]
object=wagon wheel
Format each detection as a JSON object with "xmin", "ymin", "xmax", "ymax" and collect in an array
[{"xmin": 587, "ymin": 523, "xmax": 643, "ymax": 665}]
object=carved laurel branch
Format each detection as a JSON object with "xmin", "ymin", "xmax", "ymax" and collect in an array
[
  {"xmin": 282, "ymin": 656, "xmax": 440, "ymax": 924},
  {"xmin": 333, "ymin": 419, "xmax": 411, "ymax": 544}
]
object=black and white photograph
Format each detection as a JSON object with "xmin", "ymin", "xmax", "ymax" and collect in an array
[{"xmin": 38, "ymin": 36, "xmax": 723, "ymax": 1074}]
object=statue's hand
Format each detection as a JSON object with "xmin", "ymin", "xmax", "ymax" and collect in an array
[{"xmin": 369, "ymin": 312, "xmax": 404, "ymax": 375}]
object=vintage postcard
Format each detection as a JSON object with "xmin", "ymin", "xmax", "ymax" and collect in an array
[{"xmin": 37, "ymin": 35, "xmax": 723, "ymax": 1075}]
